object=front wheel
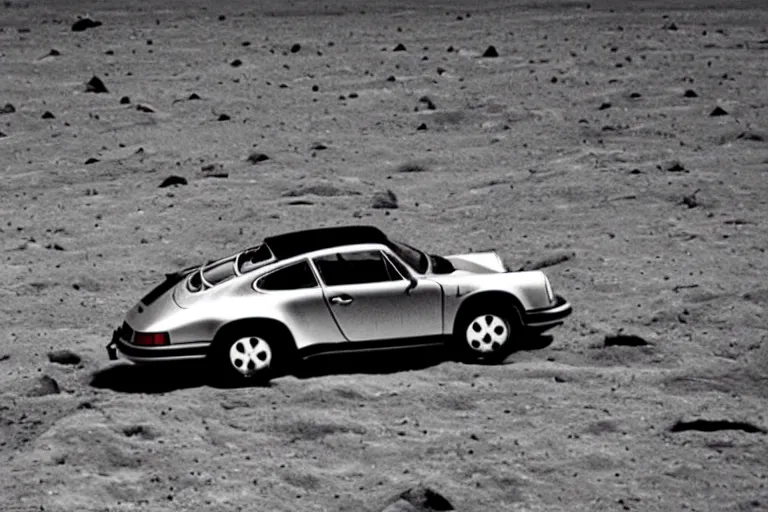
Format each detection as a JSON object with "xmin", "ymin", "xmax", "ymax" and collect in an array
[{"xmin": 453, "ymin": 306, "xmax": 520, "ymax": 363}]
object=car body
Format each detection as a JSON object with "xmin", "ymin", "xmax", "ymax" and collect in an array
[{"xmin": 107, "ymin": 225, "xmax": 572, "ymax": 381}]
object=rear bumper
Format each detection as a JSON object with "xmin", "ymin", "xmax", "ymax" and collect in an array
[
  {"xmin": 524, "ymin": 295, "xmax": 572, "ymax": 329},
  {"xmin": 107, "ymin": 327, "xmax": 209, "ymax": 363}
]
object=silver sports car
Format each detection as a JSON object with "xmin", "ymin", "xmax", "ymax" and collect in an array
[{"xmin": 107, "ymin": 225, "xmax": 571, "ymax": 382}]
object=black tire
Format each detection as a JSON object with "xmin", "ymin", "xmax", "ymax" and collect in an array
[
  {"xmin": 208, "ymin": 329, "xmax": 285, "ymax": 386},
  {"xmin": 452, "ymin": 304, "xmax": 521, "ymax": 364}
]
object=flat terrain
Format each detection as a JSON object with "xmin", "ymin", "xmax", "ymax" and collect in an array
[{"xmin": 1, "ymin": 0, "xmax": 768, "ymax": 510}]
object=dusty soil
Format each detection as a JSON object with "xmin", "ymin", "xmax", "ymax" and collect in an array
[{"xmin": 2, "ymin": 0, "xmax": 768, "ymax": 510}]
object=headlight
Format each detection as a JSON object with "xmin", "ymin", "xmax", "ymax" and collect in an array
[{"xmin": 544, "ymin": 277, "xmax": 554, "ymax": 304}]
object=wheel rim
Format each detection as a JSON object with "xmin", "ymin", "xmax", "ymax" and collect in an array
[
  {"xmin": 228, "ymin": 337, "xmax": 272, "ymax": 376},
  {"xmin": 465, "ymin": 314, "xmax": 510, "ymax": 354}
]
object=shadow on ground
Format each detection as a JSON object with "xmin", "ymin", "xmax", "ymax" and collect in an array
[
  {"xmin": 90, "ymin": 335, "xmax": 554, "ymax": 393},
  {"xmin": 90, "ymin": 362, "xmax": 211, "ymax": 394}
]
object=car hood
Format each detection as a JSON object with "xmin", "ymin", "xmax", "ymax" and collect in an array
[{"xmin": 444, "ymin": 251, "xmax": 506, "ymax": 274}]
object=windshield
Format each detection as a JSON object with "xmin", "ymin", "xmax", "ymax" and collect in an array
[{"xmin": 391, "ymin": 240, "xmax": 429, "ymax": 274}]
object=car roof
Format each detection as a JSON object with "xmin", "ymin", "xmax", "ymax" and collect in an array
[{"xmin": 263, "ymin": 225, "xmax": 390, "ymax": 260}]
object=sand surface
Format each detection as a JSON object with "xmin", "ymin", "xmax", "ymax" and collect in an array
[{"xmin": 1, "ymin": 0, "xmax": 768, "ymax": 510}]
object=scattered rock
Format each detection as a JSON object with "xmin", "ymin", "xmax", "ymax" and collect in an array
[
  {"xmin": 288, "ymin": 199, "xmax": 314, "ymax": 206},
  {"xmin": 737, "ymin": 130, "xmax": 764, "ymax": 142},
  {"xmin": 664, "ymin": 160, "xmax": 686, "ymax": 172},
  {"xmin": 663, "ymin": 21, "xmax": 678, "ymax": 31},
  {"xmin": 419, "ymin": 96, "xmax": 436, "ymax": 110},
  {"xmin": 604, "ymin": 334, "xmax": 650, "ymax": 347},
  {"xmin": 247, "ymin": 152, "xmax": 270, "ymax": 164},
  {"xmin": 393, "ymin": 43, "xmax": 407, "ymax": 52},
  {"xmin": 74, "ymin": 275, "xmax": 102, "ymax": 292},
  {"xmin": 417, "ymin": 123, "xmax": 428, "ymax": 131},
  {"xmin": 159, "ymin": 175, "xmax": 188, "ymax": 188},
  {"xmin": 46, "ymin": 243, "xmax": 65, "ymax": 251},
  {"xmin": 217, "ymin": 113, "xmax": 231, "ymax": 121},
  {"xmin": 436, "ymin": 67, "xmax": 446, "ymax": 75},
  {"xmin": 396, "ymin": 162, "xmax": 429, "ymax": 173},
  {"xmin": 481, "ymin": 45, "xmax": 499, "ymax": 58},
  {"xmin": 41, "ymin": 111, "xmax": 55, "ymax": 119},
  {"xmin": 0, "ymin": 131, "xmax": 6, "ymax": 138},
  {"xmin": 348, "ymin": 92, "xmax": 359, "ymax": 99},
  {"xmin": 598, "ymin": 102, "xmax": 612, "ymax": 110},
  {"xmin": 230, "ymin": 58, "xmax": 242, "ymax": 67},
  {"xmin": 386, "ymin": 75, "xmax": 396, "ymax": 82},
  {"xmin": 72, "ymin": 17, "xmax": 102, "ymax": 32},
  {"xmin": 447, "ymin": 45, "xmax": 455, "ymax": 52},
  {"xmin": 710, "ymin": 106, "xmax": 728, "ymax": 117},
  {"xmin": 380, "ymin": 486, "xmax": 455, "ymax": 512},
  {"xmin": 683, "ymin": 89, "xmax": 698, "ymax": 98},
  {"xmin": 681, "ymin": 189, "xmax": 700, "ymax": 208},
  {"xmin": 629, "ymin": 92, "xmax": 642, "ymax": 99},
  {"xmin": 283, "ymin": 184, "xmax": 360, "ymax": 197},
  {"xmin": 46, "ymin": 48, "xmax": 61, "ymax": 57},
  {"xmin": 0, "ymin": 103, "xmax": 16, "ymax": 114},
  {"xmin": 311, "ymin": 142, "xmax": 328, "ymax": 151},
  {"xmin": 0, "ymin": 354, "xmax": 9, "ymax": 362},
  {"xmin": 28, "ymin": 375, "xmax": 60, "ymax": 397},
  {"xmin": 136, "ymin": 103, "xmax": 156, "ymax": 113},
  {"xmin": 85, "ymin": 76, "xmax": 108, "ymax": 93},
  {"xmin": 120, "ymin": 96, "xmax": 131, "ymax": 104},
  {"xmin": 122, "ymin": 425, "xmax": 158, "ymax": 439},
  {"xmin": 188, "ymin": 93, "xmax": 201, "ymax": 100},
  {"xmin": 290, "ymin": 43, "xmax": 301, "ymax": 53},
  {"xmin": 518, "ymin": 252, "xmax": 574, "ymax": 271},
  {"xmin": 48, "ymin": 349, "xmax": 82, "ymax": 366},
  {"xmin": 84, "ymin": 157, "xmax": 100, "ymax": 165},
  {"xmin": 372, "ymin": 189, "xmax": 399, "ymax": 209},
  {"xmin": 669, "ymin": 419, "xmax": 766, "ymax": 434}
]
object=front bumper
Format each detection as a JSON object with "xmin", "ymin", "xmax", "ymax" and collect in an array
[
  {"xmin": 524, "ymin": 295, "xmax": 572, "ymax": 329},
  {"xmin": 107, "ymin": 326, "xmax": 209, "ymax": 363}
]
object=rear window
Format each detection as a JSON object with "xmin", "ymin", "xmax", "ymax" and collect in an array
[
  {"xmin": 202, "ymin": 256, "xmax": 236, "ymax": 286},
  {"xmin": 238, "ymin": 245, "xmax": 274, "ymax": 274}
]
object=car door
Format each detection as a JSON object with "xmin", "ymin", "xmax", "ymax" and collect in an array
[
  {"xmin": 254, "ymin": 259, "xmax": 346, "ymax": 346},
  {"xmin": 312, "ymin": 249, "xmax": 443, "ymax": 342}
]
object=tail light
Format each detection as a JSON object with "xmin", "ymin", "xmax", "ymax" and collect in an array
[{"xmin": 132, "ymin": 332, "xmax": 170, "ymax": 346}]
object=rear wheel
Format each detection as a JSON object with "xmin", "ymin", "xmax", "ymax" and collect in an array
[
  {"xmin": 454, "ymin": 306, "xmax": 520, "ymax": 363},
  {"xmin": 210, "ymin": 331, "xmax": 284, "ymax": 385}
]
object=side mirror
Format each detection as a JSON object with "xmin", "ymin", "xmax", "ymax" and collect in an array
[{"xmin": 405, "ymin": 276, "xmax": 417, "ymax": 295}]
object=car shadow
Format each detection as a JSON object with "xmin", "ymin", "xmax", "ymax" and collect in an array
[
  {"xmin": 90, "ymin": 335, "xmax": 554, "ymax": 393},
  {"xmin": 90, "ymin": 362, "xmax": 212, "ymax": 394},
  {"xmin": 294, "ymin": 334, "xmax": 554, "ymax": 378},
  {"xmin": 293, "ymin": 345, "xmax": 449, "ymax": 379}
]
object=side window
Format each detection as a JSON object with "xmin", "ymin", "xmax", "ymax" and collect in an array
[
  {"xmin": 256, "ymin": 261, "xmax": 317, "ymax": 291},
  {"xmin": 314, "ymin": 250, "xmax": 404, "ymax": 286}
]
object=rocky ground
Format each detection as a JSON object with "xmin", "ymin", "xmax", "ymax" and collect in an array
[{"xmin": 1, "ymin": 0, "xmax": 767, "ymax": 510}]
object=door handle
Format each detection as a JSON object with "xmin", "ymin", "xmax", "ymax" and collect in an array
[{"xmin": 330, "ymin": 295, "xmax": 353, "ymax": 306}]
